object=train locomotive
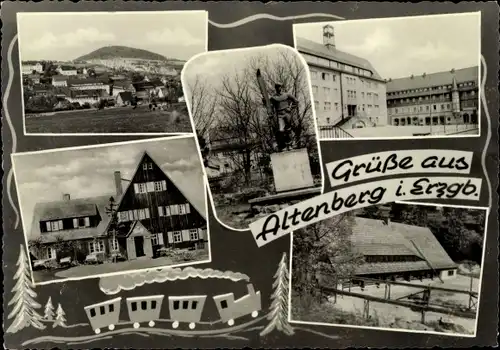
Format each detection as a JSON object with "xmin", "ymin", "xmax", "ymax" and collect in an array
[{"xmin": 84, "ymin": 284, "xmax": 261, "ymax": 334}]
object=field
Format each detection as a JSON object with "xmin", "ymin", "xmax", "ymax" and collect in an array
[{"xmin": 25, "ymin": 105, "xmax": 192, "ymax": 134}]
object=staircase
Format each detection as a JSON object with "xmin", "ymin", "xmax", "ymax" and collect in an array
[{"xmin": 318, "ymin": 125, "xmax": 354, "ymax": 139}]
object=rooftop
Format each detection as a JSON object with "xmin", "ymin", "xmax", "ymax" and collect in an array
[
  {"xmin": 386, "ymin": 66, "xmax": 479, "ymax": 93},
  {"xmin": 348, "ymin": 217, "xmax": 457, "ymax": 275},
  {"xmin": 295, "ymin": 37, "xmax": 384, "ymax": 81},
  {"xmin": 30, "ymin": 195, "xmax": 114, "ymax": 244}
]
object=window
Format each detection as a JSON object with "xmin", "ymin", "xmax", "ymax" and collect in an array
[
  {"xmin": 426, "ymin": 106, "xmax": 430, "ymax": 111},
  {"xmin": 151, "ymin": 233, "xmax": 164, "ymax": 246},
  {"xmin": 109, "ymin": 304, "xmax": 114, "ymax": 312},
  {"xmin": 334, "ymin": 88, "xmax": 338, "ymax": 96},
  {"xmin": 45, "ymin": 247, "xmax": 55, "ymax": 260},
  {"xmin": 173, "ymin": 300, "xmax": 180, "ymax": 310},
  {"xmin": 334, "ymin": 102, "xmax": 339, "ymax": 111},
  {"xmin": 183, "ymin": 301, "xmax": 189, "ymax": 309},
  {"xmin": 321, "ymin": 72, "xmax": 328, "ymax": 80},
  {"xmin": 118, "ymin": 211, "xmax": 128, "ymax": 222},
  {"xmin": 165, "ymin": 206, "xmax": 171, "ymax": 217},
  {"xmin": 441, "ymin": 104, "xmax": 444, "ymax": 110},
  {"xmin": 135, "ymin": 183, "xmax": 147, "ymax": 194},
  {"xmin": 332, "ymin": 74, "xmax": 336, "ymax": 82},
  {"xmin": 312, "ymin": 85, "xmax": 318, "ymax": 94},
  {"xmin": 326, "ymin": 118, "xmax": 330, "ymax": 124},
  {"xmin": 433, "ymin": 105, "xmax": 437, "ymax": 110},
  {"xmin": 447, "ymin": 104, "xmax": 450, "ymax": 109},
  {"xmin": 148, "ymin": 163, "xmax": 153, "ymax": 170},
  {"xmin": 142, "ymin": 163, "xmax": 148, "ymax": 170},
  {"xmin": 173, "ymin": 231, "xmax": 182, "ymax": 243},
  {"xmin": 179, "ymin": 204, "xmax": 187, "ymax": 215},
  {"xmin": 361, "ymin": 92, "xmax": 364, "ymax": 98},
  {"xmin": 131, "ymin": 302, "xmax": 137, "ymax": 312},
  {"xmin": 190, "ymin": 229, "xmax": 199, "ymax": 241},
  {"xmin": 151, "ymin": 300, "xmax": 157, "ymax": 309},
  {"xmin": 90, "ymin": 308, "xmax": 96, "ymax": 317},
  {"xmin": 46, "ymin": 220, "xmax": 63, "ymax": 232},
  {"xmin": 88, "ymin": 240, "xmax": 105, "ymax": 254},
  {"xmin": 100, "ymin": 306, "xmax": 105, "ymax": 315},
  {"xmin": 170, "ymin": 205, "xmax": 179, "ymax": 215},
  {"xmin": 192, "ymin": 301, "xmax": 198, "ymax": 309},
  {"xmin": 314, "ymin": 101, "xmax": 319, "ymax": 110},
  {"xmin": 324, "ymin": 102, "xmax": 331, "ymax": 111},
  {"xmin": 220, "ymin": 300, "xmax": 228, "ymax": 309},
  {"xmin": 310, "ymin": 70, "xmax": 318, "ymax": 80},
  {"xmin": 323, "ymin": 87, "xmax": 330, "ymax": 97},
  {"xmin": 110, "ymin": 238, "xmax": 119, "ymax": 252},
  {"xmin": 141, "ymin": 301, "xmax": 148, "ymax": 310}
]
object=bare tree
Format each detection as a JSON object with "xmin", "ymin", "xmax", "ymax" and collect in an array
[
  {"xmin": 215, "ymin": 70, "xmax": 261, "ymax": 185},
  {"xmin": 185, "ymin": 74, "xmax": 219, "ymax": 137}
]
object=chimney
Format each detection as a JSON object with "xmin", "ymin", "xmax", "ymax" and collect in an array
[
  {"xmin": 114, "ymin": 171, "xmax": 123, "ymax": 197},
  {"xmin": 410, "ymin": 74, "xmax": 414, "ymax": 79},
  {"xmin": 450, "ymin": 68, "xmax": 455, "ymax": 74},
  {"xmin": 63, "ymin": 194, "xmax": 70, "ymax": 201}
]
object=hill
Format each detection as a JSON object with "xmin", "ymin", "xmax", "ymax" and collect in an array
[{"xmin": 76, "ymin": 46, "xmax": 172, "ymax": 62}]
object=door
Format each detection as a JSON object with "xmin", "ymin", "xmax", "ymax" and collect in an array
[{"xmin": 134, "ymin": 237, "xmax": 145, "ymax": 257}]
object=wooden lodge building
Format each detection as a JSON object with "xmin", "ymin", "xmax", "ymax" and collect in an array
[
  {"xmin": 320, "ymin": 216, "xmax": 458, "ymax": 289},
  {"xmin": 29, "ymin": 152, "xmax": 208, "ymax": 265}
]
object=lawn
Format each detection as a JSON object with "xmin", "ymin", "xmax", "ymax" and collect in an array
[{"xmin": 25, "ymin": 105, "xmax": 193, "ymax": 134}]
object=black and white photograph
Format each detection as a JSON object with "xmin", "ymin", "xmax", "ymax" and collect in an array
[
  {"xmin": 182, "ymin": 44, "xmax": 323, "ymax": 230},
  {"xmin": 18, "ymin": 11, "xmax": 207, "ymax": 134},
  {"xmin": 12, "ymin": 136, "xmax": 210, "ymax": 285},
  {"xmin": 293, "ymin": 12, "xmax": 481, "ymax": 140},
  {"xmin": 290, "ymin": 202, "xmax": 488, "ymax": 336}
]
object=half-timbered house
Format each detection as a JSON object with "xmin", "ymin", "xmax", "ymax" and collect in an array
[{"xmin": 29, "ymin": 151, "xmax": 207, "ymax": 265}]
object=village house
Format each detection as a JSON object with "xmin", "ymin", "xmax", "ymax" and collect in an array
[
  {"xmin": 319, "ymin": 215, "xmax": 458, "ymax": 289},
  {"xmin": 56, "ymin": 65, "xmax": 78, "ymax": 76},
  {"xmin": 65, "ymin": 89, "xmax": 105, "ymax": 104},
  {"xmin": 132, "ymin": 80, "xmax": 165, "ymax": 101},
  {"xmin": 116, "ymin": 91, "xmax": 134, "ymax": 106},
  {"xmin": 27, "ymin": 74, "xmax": 41, "ymax": 84},
  {"xmin": 52, "ymin": 75, "xmax": 68, "ymax": 87},
  {"xmin": 22, "ymin": 61, "xmax": 43, "ymax": 75},
  {"xmin": 32, "ymin": 84, "xmax": 51, "ymax": 97},
  {"xmin": 111, "ymin": 80, "xmax": 136, "ymax": 97},
  {"xmin": 68, "ymin": 77, "xmax": 110, "ymax": 94},
  {"xmin": 29, "ymin": 152, "xmax": 208, "ymax": 265}
]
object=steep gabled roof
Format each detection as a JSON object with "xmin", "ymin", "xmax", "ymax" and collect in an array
[
  {"xmin": 102, "ymin": 151, "xmax": 207, "ymax": 235},
  {"xmin": 117, "ymin": 91, "xmax": 134, "ymax": 103},
  {"xmin": 349, "ymin": 217, "xmax": 457, "ymax": 276},
  {"xmin": 295, "ymin": 36, "xmax": 384, "ymax": 81}
]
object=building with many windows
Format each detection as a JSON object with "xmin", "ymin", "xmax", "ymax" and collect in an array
[
  {"xmin": 386, "ymin": 66, "xmax": 479, "ymax": 127},
  {"xmin": 295, "ymin": 25, "xmax": 388, "ymax": 129}
]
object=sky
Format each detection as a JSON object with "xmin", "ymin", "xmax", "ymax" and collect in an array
[
  {"xmin": 294, "ymin": 12, "xmax": 480, "ymax": 79},
  {"xmin": 183, "ymin": 44, "xmax": 304, "ymax": 100},
  {"xmin": 12, "ymin": 137, "xmax": 206, "ymax": 236},
  {"xmin": 17, "ymin": 11, "xmax": 207, "ymax": 61}
]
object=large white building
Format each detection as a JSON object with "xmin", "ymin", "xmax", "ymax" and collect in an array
[{"xmin": 296, "ymin": 25, "xmax": 388, "ymax": 130}]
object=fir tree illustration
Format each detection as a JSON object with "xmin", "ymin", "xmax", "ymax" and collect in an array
[
  {"xmin": 53, "ymin": 303, "xmax": 67, "ymax": 328},
  {"xmin": 6, "ymin": 245, "xmax": 46, "ymax": 333},
  {"xmin": 260, "ymin": 252, "xmax": 295, "ymax": 337},
  {"xmin": 44, "ymin": 296, "xmax": 55, "ymax": 321}
]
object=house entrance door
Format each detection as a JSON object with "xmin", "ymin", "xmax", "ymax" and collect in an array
[{"xmin": 134, "ymin": 236, "xmax": 145, "ymax": 257}]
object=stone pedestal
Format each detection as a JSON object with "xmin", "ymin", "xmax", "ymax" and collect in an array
[{"xmin": 270, "ymin": 148, "xmax": 314, "ymax": 193}]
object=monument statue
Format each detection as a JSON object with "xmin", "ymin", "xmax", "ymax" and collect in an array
[{"xmin": 256, "ymin": 69, "xmax": 299, "ymax": 152}]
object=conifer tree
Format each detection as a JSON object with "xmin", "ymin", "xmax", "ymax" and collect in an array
[
  {"xmin": 52, "ymin": 303, "xmax": 67, "ymax": 328},
  {"xmin": 260, "ymin": 252, "xmax": 295, "ymax": 336},
  {"xmin": 6, "ymin": 245, "xmax": 46, "ymax": 333}
]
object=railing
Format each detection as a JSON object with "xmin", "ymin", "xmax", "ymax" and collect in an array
[{"xmin": 318, "ymin": 125, "xmax": 354, "ymax": 139}]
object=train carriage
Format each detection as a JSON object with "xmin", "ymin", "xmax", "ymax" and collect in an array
[
  {"xmin": 84, "ymin": 297, "xmax": 122, "ymax": 334},
  {"xmin": 213, "ymin": 284, "xmax": 261, "ymax": 326},
  {"xmin": 125, "ymin": 295, "xmax": 165, "ymax": 329},
  {"xmin": 168, "ymin": 295, "xmax": 207, "ymax": 329}
]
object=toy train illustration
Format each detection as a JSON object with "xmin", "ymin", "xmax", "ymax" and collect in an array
[{"xmin": 84, "ymin": 284, "xmax": 261, "ymax": 334}]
